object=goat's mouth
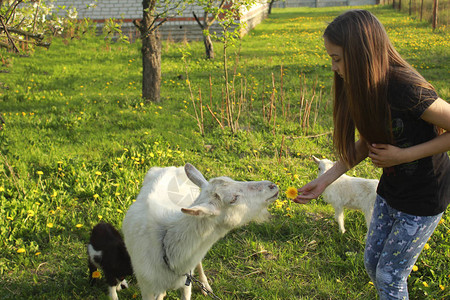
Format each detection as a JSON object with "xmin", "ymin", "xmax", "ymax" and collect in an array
[{"xmin": 266, "ymin": 191, "xmax": 279, "ymax": 202}]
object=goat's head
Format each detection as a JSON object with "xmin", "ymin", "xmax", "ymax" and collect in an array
[
  {"xmin": 312, "ymin": 156, "xmax": 335, "ymax": 177},
  {"xmin": 181, "ymin": 163, "xmax": 279, "ymax": 228}
]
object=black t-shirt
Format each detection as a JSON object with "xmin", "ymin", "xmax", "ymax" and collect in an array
[{"xmin": 377, "ymin": 80, "xmax": 450, "ymax": 216}]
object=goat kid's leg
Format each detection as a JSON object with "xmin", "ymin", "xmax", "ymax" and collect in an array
[
  {"xmin": 196, "ymin": 262, "xmax": 213, "ymax": 295},
  {"xmin": 364, "ymin": 208, "xmax": 374, "ymax": 230},
  {"xmin": 334, "ymin": 207, "xmax": 346, "ymax": 234}
]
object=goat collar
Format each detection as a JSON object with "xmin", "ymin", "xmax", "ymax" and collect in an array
[
  {"xmin": 161, "ymin": 228, "xmax": 189, "ymax": 278},
  {"xmin": 161, "ymin": 229, "xmax": 174, "ymax": 272}
]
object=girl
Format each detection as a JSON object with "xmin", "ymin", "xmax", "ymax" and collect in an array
[{"xmin": 294, "ymin": 10, "xmax": 450, "ymax": 300}]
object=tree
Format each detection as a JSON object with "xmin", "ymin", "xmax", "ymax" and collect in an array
[
  {"xmin": 133, "ymin": 0, "xmax": 187, "ymax": 102},
  {"xmin": 268, "ymin": 0, "xmax": 283, "ymax": 14},
  {"xmin": 0, "ymin": 0, "xmax": 65, "ymax": 52},
  {"xmin": 193, "ymin": 0, "xmax": 259, "ymax": 60}
]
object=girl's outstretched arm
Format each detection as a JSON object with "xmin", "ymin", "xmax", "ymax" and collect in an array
[{"xmin": 294, "ymin": 139, "xmax": 369, "ymax": 203}]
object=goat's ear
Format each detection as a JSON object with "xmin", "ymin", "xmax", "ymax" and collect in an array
[
  {"xmin": 181, "ymin": 205, "xmax": 219, "ymax": 217},
  {"xmin": 185, "ymin": 163, "xmax": 208, "ymax": 188},
  {"xmin": 312, "ymin": 156, "xmax": 320, "ymax": 165}
]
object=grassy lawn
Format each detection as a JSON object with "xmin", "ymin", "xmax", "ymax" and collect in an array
[{"xmin": 0, "ymin": 5, "xmax": 449, "ymax": 299}]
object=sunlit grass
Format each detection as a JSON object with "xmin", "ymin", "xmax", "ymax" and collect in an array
[{"xmin": 0, "ymin": 5, "xmax": 448, "ymax": 299}]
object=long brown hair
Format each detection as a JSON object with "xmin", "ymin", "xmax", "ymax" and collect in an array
[{"xmin": 324, "ymin": 9, "xmax": 435, "ymax": 167}]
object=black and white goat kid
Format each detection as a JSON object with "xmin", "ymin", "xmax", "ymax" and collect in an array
[{"xmin": 88, "ymin": 222, "xmax": 133, "ymax": 300}]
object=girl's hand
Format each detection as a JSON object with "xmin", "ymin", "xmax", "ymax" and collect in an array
[
  {"xmin": 293, "ymin": 179, "xmax": 327, "ymax": 204},
  {"xmin": 368, "ymin": 143, "xmax": 407, "ymax": 168}
]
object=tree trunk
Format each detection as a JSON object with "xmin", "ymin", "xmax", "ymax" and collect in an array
[
  {"xmin": 203, "ymin": 34, "xmax": 214, "ymax": 59},
  {"xmin": 139, "ymin": 0, "xmax": 161, "ymax": 102},
  {"xmin": 432, "ymin": 0, "xmax": 438, "ymax": 30},
  {"xmin": 268, "ymin": 0, "xmax": 275, "ymax": 14},
  {"xmin": 142, "ymin": 30, "xmax": 161, "ymax": 102}
]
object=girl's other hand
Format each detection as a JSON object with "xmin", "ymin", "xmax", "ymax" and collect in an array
[{"xmin": 368, "ymin": 143, "xmax": 406, "ymax": 168}]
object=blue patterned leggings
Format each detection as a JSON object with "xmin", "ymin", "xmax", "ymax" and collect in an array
[{"xmin": 364, "ymin": 195, "xmax": 442, "ymax": 300}]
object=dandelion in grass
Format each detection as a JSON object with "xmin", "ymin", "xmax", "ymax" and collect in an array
[
  {"xmin": 76, "ymin": 224, "xmax": 83, "ymax": 228},
  {"xmin": 275, "ymin": 200, "xmax": 283, "ymax": 209},
  {"xmin": 95, "ymin": 171, "xmax": 102, "ymax": 176},
  {"xmin": 35, "ymin": 252, "xmax": 41, "ymax": 256},
  {"xmin": 47, "ymin": 223, "xmax": 54, "ymax": 228},
  {"xmin": 0, "ymin": 186, "xmax": 4, "ymax": 192},
  {"xmin": 92, "ymin": 270, "xmax": 101, "ymax": 278},
  {"xmin": 424, "ymin": 243, "xmax": 430, "ymax": 250},
  {"xmin": 422, "ymin": 282, "xmax": 429, "ymax": 287},
  {"xmin": 36, "ymin": 171, "xmax": 43, "ymax": 175},
  {"xmin": 17, "ymin": 248, "xmax": 26, "ymax": 253},
  {"xmin": 440, "ymin": 285, "xmax": 445, "ymax": 291},
  {"xmin": 412, "ymin": 265, "xmax": 419, "ymax": 272},
  {"xmin": 285, "ymin": 187, "xmax": 298, "ymax": 199}
]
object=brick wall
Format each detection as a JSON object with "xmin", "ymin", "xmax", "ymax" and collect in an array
[
  {"xmin": 53, "ymin": 1, "xmax": 269, "ymax": 41},
  {"xmin": 272, "ymin": 0, "xmax": 376, "ymax": 8}
]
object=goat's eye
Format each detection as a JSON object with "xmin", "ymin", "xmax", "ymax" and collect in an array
[{"xmin": 230, "ymin": 195, "xmax": 239, "ymax": 204}]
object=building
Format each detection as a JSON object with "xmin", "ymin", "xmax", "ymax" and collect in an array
[{"xmin": 53, "ymin": 1, "xmax": 270, "ymax": 41}]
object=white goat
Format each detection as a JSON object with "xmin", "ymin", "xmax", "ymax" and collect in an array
[
  {"xmin": 122, "ymin": 163, "xmax": 279, "ymax": 300},
  {"xmin": 313, "ymin": 156, "xmax": 378, "ymax": 234}
]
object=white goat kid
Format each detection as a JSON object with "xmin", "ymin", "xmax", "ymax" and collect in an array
[
  {"xmin": 122, "ymin": 163, "xmax": 279, "ymax": 300},
  {"xmin": 313, "ymin": 156, "xmax": 378, "ymax": 234}
]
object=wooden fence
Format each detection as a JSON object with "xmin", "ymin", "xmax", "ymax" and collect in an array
[{"xmin": 379, "ymin": 0, "xmax": 449, "ymax": 28}]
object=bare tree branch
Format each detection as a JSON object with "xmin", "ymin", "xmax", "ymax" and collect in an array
[{"xmin": 0, "ymin": 17, "xmax": 19, "ymax": 52}]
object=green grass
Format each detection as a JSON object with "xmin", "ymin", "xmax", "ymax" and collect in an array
[{"xmin": 1, "ymin": 5, "xmax": 449, "ymax": 299}]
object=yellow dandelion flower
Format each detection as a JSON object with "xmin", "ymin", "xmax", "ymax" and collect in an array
[
  {"xmin": 422, "ymin": 282, "xmax": 429, "ymax": 287},
  {"xmin": 92, "ymin": 271, "xmax": 101, "ymax": 278},
  {"xmin": 439, "ymin": 285, "xmax": 445, "ymax": 291},
  {"xmin": 285, "ymin": 187, "xmax": 298, "ymax": 199},
  {"xmin": 76, "ymin": 224, "xmax": 83, "ymax": 228},
  {"xmin": 412, "ymin": 265, "xmax": 418, "ymax": 272},
  {"xmin": 424, "ymin": 243, "xmax": 430, "ymax": 250},
  {"xmin": 47, "ymin": 223, "xmax": 54, "ymax": 228},
  {"xmin": 36, "ymin": 171, "xmax": 43, "ymax": 175},
  {"xmin": 98, "ymin": 215, "xmax": 103, "ymax": 220},
  {"xmin": 17, "ymin": 248, "xmax": 26, "ymax": 253},
  {"xmin": 93, "ymin": 194, "xmax": 99, "ymax": 199},
  {"xmin": 35, "ymin": 252, "xmax": 41, "ymax": 256},
  {"xmin": 368, "ymin": 281, "xmax": 374, "ymax": 286},
  {"xmin": 439, "ymin": 219, "xmax": 445, "ymax": 225},
  {"xmin": 117, "ymin": 209, "xmax": 123, "ymax": 214},
  {"xmin": 27, "ymin": 210, "xmax": 35, "ymax": 217},
  {"xmin": 0, "ymin": 186, "xmax": 4, "ymax": 192},
  {"xmin": 95, "ymin": 171, "xmax": 102, "ymax": 176}
]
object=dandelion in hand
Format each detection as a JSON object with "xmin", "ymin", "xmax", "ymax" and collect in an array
[{"xmin": 286, "ymin": 187, "xmax": 298, "ymax": 199}]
